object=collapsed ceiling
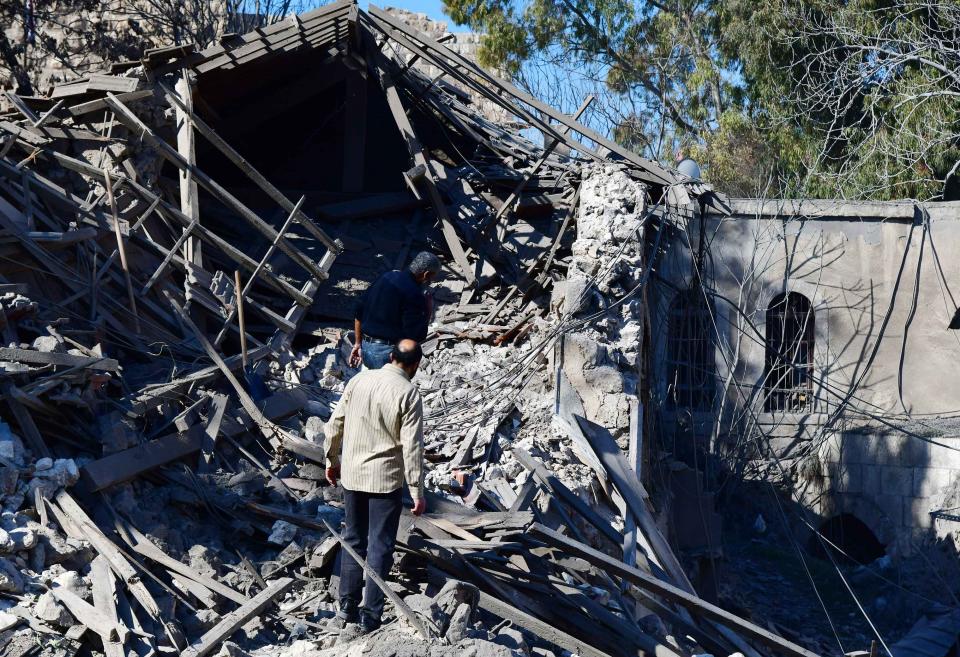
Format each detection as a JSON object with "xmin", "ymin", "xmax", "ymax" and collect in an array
[{"xmin": 0, "ymin": 4, "xmax": 818, "ymax": 657}]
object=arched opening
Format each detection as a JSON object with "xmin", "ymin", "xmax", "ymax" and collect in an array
[
  {"xmin": 808, "ymin": 513, "xmax": 886, "ymax": 564},
  {"xmin": 666, "ymin": 288, "xmax": 715, "ymax": 410},
  {"xmin": 764, "ymin": 291, "xmax": 815, "ymax": 411}
]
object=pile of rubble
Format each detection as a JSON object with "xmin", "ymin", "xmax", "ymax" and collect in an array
[{"xmin": 0, "ymin": 2, "xmax": 819, "ymax": 657}]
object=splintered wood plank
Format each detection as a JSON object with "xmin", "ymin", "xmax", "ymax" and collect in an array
[
  {"xmin": 66, "ymin": 90, "xmax": 153, "ymax": 117},
  {"xmin": 477, "ymin": 591, "xmax": 614, "ymax": 657},
  {"xmin": 53, "ymin": 491, "xmax": 164, "ymax": 624},
  {"xmin": 0, "ymin": 347, "xmax": 118, "ymax": 371},
  {"xmin": 511, "ymin": 446, "xmax": 621, "ymax": 546},
  {"xmin": 82, "ymin": 425, "xmax": 206, "ymax": 492},
  {"xmin": 530, "ymin": 524, "xmax": 821, "ymax": 657},
  {"xmin": 199, "ymin": 393, "xmax": 228, "ymax": 472},
  {"xmin": 85, "ymin": 391, "xmax": 305, "ymax": 490},
  {"xmin": 91, "ymin": 556, "xmax": 126, "ymax": 657},
  {"xmin": 165, "ymin": 293, "xmax": 273, "ymax": 435},
  {"xmin": 180, "ymin": 577, "xmax": 293, "ymax": 657},
  {"xmin": 117, "ymin": 520, "xmax": 249, "ymax": 605},
  {"xmin": 573, "ymin": 415, "xmax": 693, "ymax": 594},
  {"xmin": 51, "ymin": 581, "xmax": 126, "ymax": 643}
]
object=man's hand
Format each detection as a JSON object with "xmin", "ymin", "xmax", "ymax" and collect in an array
[
  {"xmin": 412, "ymin": 497, "xmax": 426, "ymax": 516},
  {"xmin": 326, "ymin": 465, "xmax": 341, "ymax": 486},
  {"xmin": 349, "ymin": 343, "xmax": 362, "ymax": 368}
]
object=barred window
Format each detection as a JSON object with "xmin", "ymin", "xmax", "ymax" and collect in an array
[
  {"xmin": 666, "ymin": 289, "xmax": 715, "ymax": 410},
  {"xmin": 764, "ymin": 292, "xmax": 814, "ymax": 412}
]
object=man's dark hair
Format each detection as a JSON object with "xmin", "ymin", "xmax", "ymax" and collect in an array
[
  {"xmin": 408, "ymin": 252, "xmax": 441, "ymax": 277},
  {"xmin": 391, "ymin": 341, "xmax": 423, "ymax": 366}
]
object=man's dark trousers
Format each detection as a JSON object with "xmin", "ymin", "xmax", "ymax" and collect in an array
[{"xmin": 338, "ymin": 487, "xmax": 403, "ymax": 628}]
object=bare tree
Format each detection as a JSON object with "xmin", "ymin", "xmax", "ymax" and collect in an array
[{"xmin": 781, "ymin": 0, "xmax": 960, "ymax": 200}]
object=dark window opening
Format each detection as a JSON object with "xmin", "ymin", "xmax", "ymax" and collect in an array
[
  {"xmin": 764, "ymin": 292, "xmax": 814, "ymax": 412},
  {"xmin": 666, "ymin": 288, "xmax": 715, "ymax": 410},
  {"xmin": 808, "ymin": 513, "xmax": 885, "ymax": 565}
]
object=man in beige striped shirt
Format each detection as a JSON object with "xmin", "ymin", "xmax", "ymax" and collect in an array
[{"xmin": 324, "ymin": 338, "xmax": 426, "ymax": 633}]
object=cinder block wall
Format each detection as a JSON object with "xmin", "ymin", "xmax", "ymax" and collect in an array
[{"xmin": 803, "ymin": 430, "xmax": 960, "ymax": 554}]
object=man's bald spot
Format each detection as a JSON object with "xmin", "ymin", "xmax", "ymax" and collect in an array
[
  {"xmin": 397, "ymin": 338, "xmax": 418, "ymax": 354},
  {"xmin": 391, "ymin": 339, "xmax": 423, "ymax": 367}
]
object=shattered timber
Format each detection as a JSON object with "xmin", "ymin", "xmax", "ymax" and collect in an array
[{"xmin": 2, "ymin": 1, "xmax": 958, "ymax": 656}]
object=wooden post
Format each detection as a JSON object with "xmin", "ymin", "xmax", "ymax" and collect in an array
[
  {"xmin": 175, "ymin": 71, "xmax": 201, "ymax": 268},
  {"xmin": 103, "ymin": 168, "xmax": 141, "ymax": 334},
  {"xmin": 235, "ymin": 270, "xmax": 247, "ymax": 370},
  {"xmin": 364, "ymin": 37, "xmax": 475, "ymax": 285},
  {"xmin": 624, "ymin": 397, "xmax": 643, "ymax": 570}
]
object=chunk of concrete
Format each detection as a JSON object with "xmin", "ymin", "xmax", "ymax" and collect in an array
[
  {"xmin": 0, "ymin": 557, "xmax": 24, "ymax": 593},
  {"xmin": 444, "ymin": 602, "xmax": 473, "ymax": 643},
  {"xmin": 35, "ymin": 591, "xmax": 72, "ymax": 626}
]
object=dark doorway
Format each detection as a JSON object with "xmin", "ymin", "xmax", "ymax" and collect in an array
[{"xmin": 809, "ymin": 513, "xmax": 886, "ymax": 564}]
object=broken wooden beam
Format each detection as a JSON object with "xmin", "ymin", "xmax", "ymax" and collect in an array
[
  {"xmin": 365, "ymin": 35, "xmax": 474, "ymax": 285},
  {"xmin": 1, "ymin": 381, "xmax": 52, "ymax": 458},
  {"xmin": 83, "ymin": 391, "xmax": 305, "ymax": 491},
  {"xmin": 574, "ymin": 415, "xmax": 694, "ymax": 594},
  {"xmin": 529, "ymin": 524, "xmax": 821, "ymax": 657},
  {"xmin": 0, "ymin": 347, "xmax": 119, "ymax": 371},
  {"xmin": 323, "ymin": 518, "xmax": 433, "ymax": 639},
  {"xmin": 512, "ymin": 446, "xmax": 621, "ymax": 545},
  {"xmin": 179, "ymin": 577, "xmax": 293, "ymax": 657}
]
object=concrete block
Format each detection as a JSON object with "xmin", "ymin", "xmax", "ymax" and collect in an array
[
  {"xmin": 874, "ymin": 494, "xmax": 903, "ymax": 528},
  {"xmin": 912, "ymin": 467, "xmax": 954, "ymax": 499},
  {"xmin": 905, "ymin": 497, "xmax": 934, "ymax": 529},
  {"xmin": 928, "ymin": 438, "xmax": 960, "ymax": 469},
  {"xmin": 826, "ymin": 461, "xmax": 861, "ymax": 494},
  {"xmin": 880, "ymin": 465, "xmax": 913, "ymax": 497},
  {"xmin": 861, "ymin": 464, "xmax": 881, "ymax": 493}
]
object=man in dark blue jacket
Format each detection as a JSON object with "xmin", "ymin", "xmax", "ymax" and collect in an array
[{"xmin": 350, "ymin": 252, "xmax": 440, "ymax": 369}]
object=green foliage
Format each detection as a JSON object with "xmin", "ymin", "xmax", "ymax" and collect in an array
[{"xmin": 444, "ymin": 0, "xmax": 960, "ymax": 200}]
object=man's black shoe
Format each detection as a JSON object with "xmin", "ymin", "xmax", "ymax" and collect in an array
[
  {"xmin": 359, "ymin": 619, "xmax": 381, "ymax": 635},
  {"xmin": 330, "ymin": 612, "xmax": 359, "ymax": 631}
]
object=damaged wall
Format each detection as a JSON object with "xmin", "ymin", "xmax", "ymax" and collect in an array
[
  {"xmin": 652, "ymin": 197, "xmax": 960, "ymax": 553},
  {"xmin": 1, "ymin": 1, "xmax": 228, "ymax": 95},
  {"xmin": 557, "ymin": 165, "xmax": 646, "ymax": 438}
]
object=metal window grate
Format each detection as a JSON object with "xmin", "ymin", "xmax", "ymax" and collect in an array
[
  {"xmin": 666, "ymin": 289, "xmax": 715, "ymax": 410},
  {"xmin": 764, "ymin": 292, "xmax": 814, "ymax": 412}
]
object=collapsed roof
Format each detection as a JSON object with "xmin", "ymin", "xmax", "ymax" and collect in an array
[{"xmin": 0, "ymin": 4, "xmax": 821, "ymax": 657}]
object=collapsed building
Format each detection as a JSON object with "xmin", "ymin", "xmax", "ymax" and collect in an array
[{"xmin": 0, "ymin": 1, "xmax": 958, "ymax": 657}]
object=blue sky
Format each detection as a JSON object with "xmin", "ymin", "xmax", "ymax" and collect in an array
[{"xmin": 357, "ymin": 0, "xmax": 472, "ymax": 31}]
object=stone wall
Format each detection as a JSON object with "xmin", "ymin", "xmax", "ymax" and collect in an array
[
  {"xmin": 557, "ymin": 164, "xmax": 647, "ymax": 437},
  {"xmin": 1, "ymin": 1, "xmax": 226, "ymax": 95},
  {"xmin": 807, "ymin": 428, "xmax": 960, "ymax": 554}
]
